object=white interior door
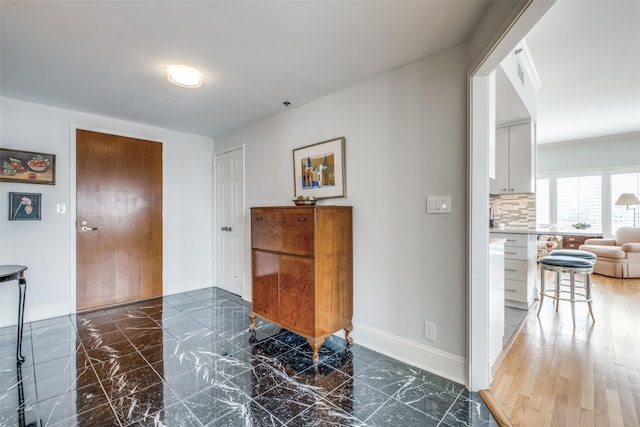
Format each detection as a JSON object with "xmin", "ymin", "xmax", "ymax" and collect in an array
[{"xmin": 215, "ymin": 147, "xmax": 244, "ymax": 296}]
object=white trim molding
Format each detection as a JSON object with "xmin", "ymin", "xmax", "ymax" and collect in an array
[
  {"xmin": 350, "ymin": 322, "xmax": 467, "ymax": 386},
  {"xmin": 1, "ymin": 300, "xmax": 72, "ymax": 328}
]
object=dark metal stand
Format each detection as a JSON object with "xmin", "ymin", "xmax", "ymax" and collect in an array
[
  {"xmin": 17, "ymin": 276, "xmax": 27, "ymax": 363},
  {"xmin": 0, "ymin": 265, "xmax": 28, "ymax": 364}
]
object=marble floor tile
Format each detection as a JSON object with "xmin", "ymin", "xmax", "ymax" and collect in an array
[
  {"xmin": 0, "ymin": 286, "xmax": 496, "ymax": 426},
  {"xmin": 365, "ymin": 397, "xmax": 441, "ymax": 426},
  {"xmin": 135, "ymin": 401, "xmax": 203, "ymax": 427},
  {"xmin": 184, "ymin": 382, "xmax": 251, "ymax": 425}
]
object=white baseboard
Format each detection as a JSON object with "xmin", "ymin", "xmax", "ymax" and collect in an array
[
  {"xmin": 0, "ymin": 300, "xmax": 73, "ymax": 328},
  {"xmin": 242, "ymin": 286, "xmax": 252, "ymax": 302},
  {"xmin": 350, "ymin": 322, "xmax": 468, "ymax": 387}
]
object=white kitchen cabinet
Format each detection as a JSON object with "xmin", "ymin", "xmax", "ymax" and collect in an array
[
  {"xmin": 490, "ymin": 122, "xmax": 535, "ymax": 194},
  {"xmin": 491, "ymin": 232, "xmax": 536, "ymax": 310},
  {"xmin": 489, "ymin": 238, "xmax": 505, "ymax": 373}
]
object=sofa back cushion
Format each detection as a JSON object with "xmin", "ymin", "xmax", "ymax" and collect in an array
[{"xmin": 615, "ymin": 226, "xmax": 640, "ymax": 245}]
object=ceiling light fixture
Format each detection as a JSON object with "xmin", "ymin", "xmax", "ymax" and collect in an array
[{"xmin": 166, "ymin": 65, "xmax": 202, "ymax": 88}]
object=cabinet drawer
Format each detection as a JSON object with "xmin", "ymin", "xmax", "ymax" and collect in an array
[
  {"xmin": 562, "ymin": 235, "xmax": 588, "ymax": 248},
  {"xmin": 504, "ymin": 259, "xmax": 527, "ymax": 281},
  {"xmin": 504, "ymin": 279, "xmax": 527, "ymax": 302},
  {"xmin": 492, "ymin": 232, "xmax": 528, "ymax": 247},
  {"xmin": 279, "ymin": 209, "xmax": 315, "ymax": 256},
  {"xmin": 503, "ymin": 246, "xmax": 528, "ymax": 260},
  {"xmin": 252, "ymin": 209, "xmax": 278, "ymax": 251},
  {"xmin": 251, "ymin": 208, "xmax": 315, "ymax": 256},
  {"xmin": 503, "ymin": 234, "xmax": 528, "ymax": 247}
]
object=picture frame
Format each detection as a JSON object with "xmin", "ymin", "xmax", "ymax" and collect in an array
[
  {"xmin": 293, "ymin": 137, "xmax": 346, "ymax": 199},
  {"xmin": 9, "ymin": 192, "xmax": 42, "ymax": 221},
  {"xmin": 1, "ymin": 148, "xmax": 56, "ymax": 185}
]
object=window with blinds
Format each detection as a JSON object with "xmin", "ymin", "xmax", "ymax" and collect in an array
[
  {"xmin": 536, "ymin": 178, "xmax": 550, "ymax": 227},
  {"xmin": 536, "ymin": 168, "xmax": 640, "ymax": 236},
  {"xmin": 556, "ymin": 175, "xmax": 602, "ymax": 232}
]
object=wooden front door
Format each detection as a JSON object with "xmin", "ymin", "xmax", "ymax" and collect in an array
[{"xmin": 76, "ymin": 129, "xmax": 163, "ymax": 311}]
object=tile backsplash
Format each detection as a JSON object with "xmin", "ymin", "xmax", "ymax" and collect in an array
[{"xmin": 490, "ymin": 193, "xmax": 535, "ymax": 228}]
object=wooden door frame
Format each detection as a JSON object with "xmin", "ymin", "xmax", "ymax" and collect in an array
[
  {"xmin": 213, "ymin": 144, "xmax": 246, "ymax": 300},
  {"xmin": 70, "ymin": 126, "xmax": 166, "ymax": 311}
]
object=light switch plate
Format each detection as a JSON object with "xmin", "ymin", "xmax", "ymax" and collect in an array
[{"xmin": 426, "ymin": 195, "xmax": 451, "ymax": 214}]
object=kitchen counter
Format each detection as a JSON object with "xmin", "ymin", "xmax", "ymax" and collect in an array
[{"xmin": 490, "ymin": 227, "xmax": 603, "ymax": 237}]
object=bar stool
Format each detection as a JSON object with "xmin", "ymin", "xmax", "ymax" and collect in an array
[
  {"xmin": 537, "ymin": 255, "xmax": 595, "ymax": 326},
  {"xmin": 550, "ymin": 249, "xmax": 596, "ymax": 261},
  {"xmin": 549, "ymin": 248, "xmax": 596, "ymax": 287}
]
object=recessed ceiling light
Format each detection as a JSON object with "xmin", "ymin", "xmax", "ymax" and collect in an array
[{"xmin": 166, "ymin": 64, "xmax": 202, "ymax": 88}]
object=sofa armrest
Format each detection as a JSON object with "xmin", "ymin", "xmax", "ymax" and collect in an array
[
  {"xmin": 621, "ymin": 243, "xmax": 640, "ymax": 253},
  {"xmin": 583, "ymin": 238, "xmax": 616, "ymax": 246}
]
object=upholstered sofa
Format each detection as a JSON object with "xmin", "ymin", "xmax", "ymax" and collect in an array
[{"xmin": 579, "ymin": 227, "xmax": 640, "ymax": 278}]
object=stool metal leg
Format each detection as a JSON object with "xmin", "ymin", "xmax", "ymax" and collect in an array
[
  {"xmin": 585, "ymin": 272, "xmax": 595, "ymax": 322},
  {"xmin": 555, "ymin": 271, "xmax": 561, "ymax": 313},
  {"xmin": 537, "ymin": 265, "xmax": 546, "ymax": 316},
  {"xmin": 570, "ymin": 271, "xmax": 576, "ymax": 327}
]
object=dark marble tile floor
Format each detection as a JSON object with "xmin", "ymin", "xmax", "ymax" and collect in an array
[{"xmin": 0, "ymin": 287, "xmax": 497, "ymax": 426}]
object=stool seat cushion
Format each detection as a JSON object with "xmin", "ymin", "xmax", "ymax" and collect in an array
[
  {"xmin": 539, "ymin": 255, "xmax": 595, "ymax": 268},
  {"xmin": 550, "ymin": 249, "xmax": 597, "ymax": 260}
]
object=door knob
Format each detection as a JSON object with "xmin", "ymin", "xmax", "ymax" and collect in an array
[{"xmin": 80, "ymin": 226, "xmax": 98, "ymax": 232}]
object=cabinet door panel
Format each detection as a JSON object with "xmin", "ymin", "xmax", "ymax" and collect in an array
[
  {"xmin": 252, "ymin": 250, "xmax": 279, "ymax": 321},
  {"xmin": 251, "ymin": 209, "xmax": 279, "ymax": 252},
  {"xmin": 508, "ymin": 123, "xmax": 533, "ymax": 193},
  {"xmin": 279, "ymin": 255, "xmax": 315, "ymax": 336},
  {"xmin": 491, "ymin": 127, "xmax": 510, "ymax": 194},
  {"xmin": 279, "ymin": 209, "xmax": 314, "ymax": 256}
]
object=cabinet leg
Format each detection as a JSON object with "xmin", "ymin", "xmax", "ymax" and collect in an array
[
  {"xmin": 308, "ymin": 337, "xmax": 325, "ymax": 363},
  {"xmin": 248, "ymin": 313, "xmax": 256, "ymax": 329},
  {"xmin": 344, "ymin": 325, "xmax": 353, "ymax": 345}
]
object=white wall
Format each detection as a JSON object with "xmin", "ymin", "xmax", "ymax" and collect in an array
[
  {"xmin": 216, "ymin": 44, "xmax": 469, "ymax": 382},
  {"xmin": 0, "ymin": 97, "xmax": 214, "ymax": 326},
  {"xmin": 537, "ymin": 131, "xmax": 640, "ymax": 174}
]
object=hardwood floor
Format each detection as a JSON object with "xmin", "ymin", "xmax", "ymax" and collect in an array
[{"xmin": 490, "ymin": 270, "xmax": 640, "ymax": 427}]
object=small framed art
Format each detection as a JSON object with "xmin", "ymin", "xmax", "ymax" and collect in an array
[{"xmin": 9, "ymin": 192, "xmax": 42, "ymax": 220}]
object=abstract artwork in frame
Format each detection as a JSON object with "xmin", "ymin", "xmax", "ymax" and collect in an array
[
  {"xmin": 9, "ymin": 192, "xmax": 42, "ymax": 220},
  {"xmin": 293, "ymin": 137, "xmax": 346, "ymax": 199}
]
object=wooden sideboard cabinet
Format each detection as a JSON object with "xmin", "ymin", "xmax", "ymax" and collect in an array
[
  {"xmin": 562, "ymin": 233, "xmax": 603, "ymax": 249},
  {"xmin": 249, "ymin": 206, "xmax": 353, "ymax": 362}
]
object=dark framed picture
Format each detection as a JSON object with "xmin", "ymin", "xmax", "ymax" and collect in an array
[
  {"xmin": 1, "ymin": 148, "xmax": 56, "ymax": 185},
  {"xmin": 293, "ymin": 137, "xmax": 346, "ymax": 199},
  {"xmin": 9, "ymin": 192, "xmax": 42, "ymax": 220}
]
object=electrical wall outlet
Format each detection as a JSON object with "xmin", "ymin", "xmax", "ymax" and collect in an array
[{"xmin": 424, "ymin": 321, "xmax": 436, "ymax": 341}]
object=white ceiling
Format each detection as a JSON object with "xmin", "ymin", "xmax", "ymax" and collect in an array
[
  {"xmin": 524, "ymin": 0, "xmax": 640, "ymax": 144},
  {"xmin": 0, "ymin": 0, "xmax": 490, "ymax": 138},
  {"xmin": 2, "ymin": 1, "xmax": 638, "ymax": 144}
]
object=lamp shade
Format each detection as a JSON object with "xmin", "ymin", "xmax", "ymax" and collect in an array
[{"xmin": 615, "ymin": 193, "xmax": 640, "ymax": 206}]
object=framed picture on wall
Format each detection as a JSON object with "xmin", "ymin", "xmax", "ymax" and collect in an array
[
  {"xmin": 9, "ymin": 192, "xmax": 42, "ymax": 220},
  {"xmin": 293, "ymin": 137, "xmax": 346, "ymax": 199},
  {"xmin": 0, "ymin": 148, "xmax": 56, "ymax": 185}
]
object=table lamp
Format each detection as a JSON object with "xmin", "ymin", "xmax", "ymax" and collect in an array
[{"xmin": 615, "ymin": 193, "xmax": 640, "ymax": 227}]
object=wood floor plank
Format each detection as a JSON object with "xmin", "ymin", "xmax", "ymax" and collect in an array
[{"xmin": 491, "ymin": 272, "xmax": 640, "ymax": 426}]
